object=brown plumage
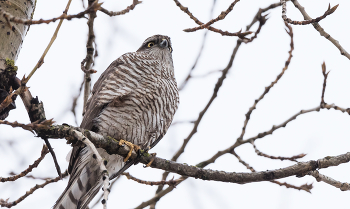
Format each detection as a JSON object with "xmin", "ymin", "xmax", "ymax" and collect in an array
[{"xmin": 54, "ymin": 35, "xmax": 179, "ymax": 209}]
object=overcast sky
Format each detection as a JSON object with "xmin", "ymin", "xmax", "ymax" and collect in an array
[{"xmin": 1, "ymin": 0, "xmax": 350, "ymax": 209}]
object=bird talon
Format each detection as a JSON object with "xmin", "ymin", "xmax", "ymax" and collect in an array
[
  {"xmin": 144, "ymin": 153, "xmax": 157, "ymax": 167},
  {"xmin": 119, "ymin": 139, "xmax": 135, "ymax": 162}
]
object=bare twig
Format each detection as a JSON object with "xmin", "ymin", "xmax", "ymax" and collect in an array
[
  {"xmin": 0, "ymin": 170, "xmax": 68, "ymax": 208},
  {"xmin": 83, "ymin": 0, "xmax": 98, "ymax": 111},
  {"xmin": 100, "ymin": 0, "xmax": 142, "ymax": 16},
  {"xmin": 0, "ymin": 1, "xmax": 101, "ymax": 26},
  {"xmin": 242, "ymin": 106, "xmax": 320, "ymax": 144},
  {"xmin": 291, "ymin": 0, "xmax": 350, "ymax": 60},
  {"xmin": 251, "ymin": 141, "xmax": 306, "ymax": 162},
  {"xmin": 134, "ymin": 177, "xmax": 186, "ymax": 209},
  {"xmin": 308, "ymin": 170, "xmax": 350, "ymax": 191},
  {"xmin": 71, "ymin": 80, "xmax": 85, "ymax": 126},
  {"xmin": 270, "ymin": 180, "xmax": 313, "ymax": 192},
  {"xmin": 172, "ymin": 39, "xmax": 242, "ymax": 164},
  {"xmin": 281, "ymin": 0, "xmax": 338, "ymax": 25},
  {"xmin": 0, "ymin": 119, "xmax": 54, "ymax": 133},
  {"xmin": 178, "ymin": 0, "xmax": 216, "ymax": 91},
  {"xmin": 170, "ymin": 120, "xmax": 195, "ymax": 126},
  {"xmin": 122, "ymin": 172, "xmax": 179, "ymax": 187},
  {"xmin": 183, "ymin": 0, "xmax": 240, "ymax": 32},
  {"xmin": 232, "ymin": 151, "xmax": 312, "ymax": 192},
  {"xmin": 238, "ymin": 22, "xmax": 294, "ymax": 141},
  {"xmin": 0, "ymin": 145, "xmax": 49, "ymax": 182},
  {"xmin": 22, "ymin": 0, "xmax": 75, "ymax": 85},
  {"xmin": 190, "ymin": 70, "xmax": 223, "ymax": 78},
  {"xmin": 320, "ymin": 62, "xmax": 329, "ymax": 106},
  {"xmin": 173, "ymin": 0, "xmax": 251, "ymax": 38},
  {"xmin": 243, "ymin": 14, "xmax": 268, "ymax": 43},
  {"xmin": 322, "ymin": 103, "xmax": 350, "ymax": 115}
]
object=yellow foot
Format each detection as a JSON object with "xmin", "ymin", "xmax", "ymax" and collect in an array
[
  {"xmin": 119, "ymin": 139, "xmax": 140, "ymax": 162},
  {"xmin": 145, "ymin": 153, "xmax": 157, "ymax": 167}
]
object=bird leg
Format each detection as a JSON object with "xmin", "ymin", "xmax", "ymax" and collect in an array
[
  {"xmin": 145, "ymin": 153, "xmax": 157, "ymax": 167},
  {"xmin": 118, "ymin": 139, "xmax": 140, "ymax": 162}
]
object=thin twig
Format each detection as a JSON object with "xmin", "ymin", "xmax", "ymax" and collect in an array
[
  {"xmin": 122, "ymin": 172, "xmax": 179, "ymax": 187},
  {"xmin": 308, "ymin": 170, "xmax": 350, "ymax": 191},
  {"xmin": 232, "ymin": 151, "xmax": 312, "ymax": 192},
  {"xmin": 320, "ymin": 62, "xmax": 329, "ymax": 106},
  {"xmin": 251, "ymin": 141, "xmax": 306, "ymax": 162},
  {"xmin": 170, "ymin": 120, "xmax": 195, "ymax": 126},
  {"xmin": 0, "ymin": 119, "xmax": 54, "ymax": 133},
  {"xmin": 0, "ymin": 1, "xmax": 101, "ymax": 27},
  {"xmin": 178, "ymin": 0, "xmax": 217, "ymax": 91},
  {"xmin": 291, "ymin": 0, "xmax": 350, "ymax": 60},
  {"xmin": 190, "ymin": 70, "xmax": 223, "ymax": 78},
  {"xmin": 244, "ymin": 14, "xmax": 268, "ymax": 43},
  {"xmin": 83, "ymin": 0, "xmax": 98, "ymax": 112},
  {"xmin": 173, "ymin": 0, "xmax": 251, "ymax": 38},
  {"xmin": 242, "ymin": 106, "xmax": 320, "ymax": 144},
  {"xmin": 71, "ymin": 79, "xmax": 85, "ymax": 126},
  {"xmin": 238, "ymin": 22, "xmax": 294, "ymax": 141},
  {"xmin": 0, "ymin": 145, "xmax": 49, "ymax": 182},
  {"xmin": 183, "ymin": 0, "xmax": 240, "ymax": 32},
  {"xmin": 281, "ymin": 0, "xmax": 338, "ymax": 25},
  {"xmin": 100, "ymin": 0, "xmax": 142, "ymax": 16},
  {"xmin": 134, "ymin": 177, "xmax": 186, "ymax": 209},
  {"xmin": 22, "ymin": 0, "xmax": 75, "ymax": 85},
  {"xmin": 0, "ymin": 170, "xmax": 68, "ymax": 208}
]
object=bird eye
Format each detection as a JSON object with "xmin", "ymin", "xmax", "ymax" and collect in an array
[
  {"xmin": 168, "ymin": 47, "xmax": 172, "ymax": 53},
  {"xmin": 147, "ymin": 42, "xmax": 155, "ymax": 47}
]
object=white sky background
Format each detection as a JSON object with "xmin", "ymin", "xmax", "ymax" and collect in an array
[{"xmin": 1, "ymin": 0, "xmax": 350, "ymax": 208}]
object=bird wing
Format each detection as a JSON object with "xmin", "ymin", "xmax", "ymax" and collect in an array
[{"xmin": 80, "ymin": 55, "xmax": 134, "ymax": 130}]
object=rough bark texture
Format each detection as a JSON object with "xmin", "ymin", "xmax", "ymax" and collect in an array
[
  {"xmin": 0, "ymin": 0, "xmax": 35, "ymax": 69},
  {"xmin": 0, "ymin": 0, "xmax": 35, "ymax": 119}
]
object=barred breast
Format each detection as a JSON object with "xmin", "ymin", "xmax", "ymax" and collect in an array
[{"xmin": 90, "ymin": 51, "xmax": 179, "ymax": 148}]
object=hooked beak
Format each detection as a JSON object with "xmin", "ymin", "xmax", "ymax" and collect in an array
[{"xmin": 159, "ymin": 39, "xmax": 168, "ymax": 48}]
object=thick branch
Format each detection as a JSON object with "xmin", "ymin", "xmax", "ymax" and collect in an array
[{"xmin": 37, "ymin": 125, "xmax": 350, "ymax": 184}]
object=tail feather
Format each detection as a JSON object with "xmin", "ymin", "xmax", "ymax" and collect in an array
[{"xmin": 54, "ymin": 147, "xmax": 124, "ymax": 209}]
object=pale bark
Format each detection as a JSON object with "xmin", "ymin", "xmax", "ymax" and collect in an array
[{"xmin": 0, "ymin": 0, "xmax": 35, "ymax": 70}]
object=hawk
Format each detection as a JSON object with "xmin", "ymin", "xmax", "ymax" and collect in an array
[{"xmin": 54, "ymin": 35, "xmax": 179, "ymax": 209}]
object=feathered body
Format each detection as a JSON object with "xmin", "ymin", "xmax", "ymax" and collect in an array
[{"xmin": 54, "ymin": 35, "xmax": 179, "ymax": 209}]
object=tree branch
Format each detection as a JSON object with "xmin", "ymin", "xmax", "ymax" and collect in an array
[
  {"xmin": 173, "ymin": 0, "xmax": 251, "ymax": 37},
  {"xmin": 183, "ymin": 0, "xmax": 240, "ymax": 32},
  {"xmin": 0, "ymin": 170, "xmax": 68, "ymax": 208},
  {"xmin": 0, "ymin": 145, "xmax": 49, "ymax": 182},
  {"xmin": 251, "ymin": 141, "xmax": 306, "ymax": 162},
  {"xmin": 308, "ymin": 170, "xmax": 350, "ymax": 191},
  {"xmin": 100, "ymin": 0, "xmax": 142, "ymax": 16},
  {"xmin": 291, "ymin": 0, "xmax": 350, "ymax": 60},
  {"xmin": 281, "ymin": 0, "xmax": 338, "ymax": 25}
]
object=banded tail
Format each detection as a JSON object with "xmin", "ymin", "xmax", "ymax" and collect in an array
[{"xmin": 53, "ymin": 146, "xmax": 123, "ymax": 209}]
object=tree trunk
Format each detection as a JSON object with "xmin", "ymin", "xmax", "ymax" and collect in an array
[{"xmin": 0, "ymin": 0, "xmax": 36, "ymax": 119}]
